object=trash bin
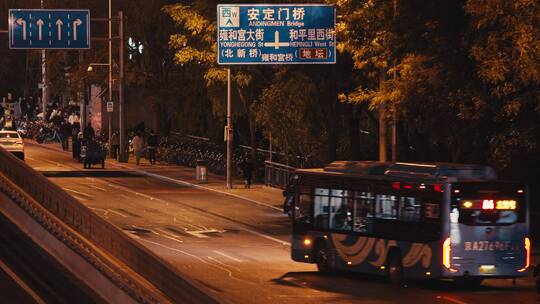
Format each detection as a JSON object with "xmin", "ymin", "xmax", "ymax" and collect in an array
[{"xmin": 196, "ymin": 160, "xmax": 208, "ymax": 183}]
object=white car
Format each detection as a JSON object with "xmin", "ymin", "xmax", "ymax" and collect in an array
[{"xmin": 0, "ymin": 130, "xmax": 25, "ymax": 160}]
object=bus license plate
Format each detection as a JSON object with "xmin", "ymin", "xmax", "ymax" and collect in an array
[{"xmin": 479, "ymin": 265, "xmax": 496, "ymax": 274}]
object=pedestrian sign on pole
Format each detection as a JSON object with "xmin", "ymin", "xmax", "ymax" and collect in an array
[
  {"xmin": 217, "ymin": 4, "xmax": 335, "ymax": 65},
  {"xmin": 9, "ymin": 9, "xmax": 90, "ymax": 49},
  {"xmin": 106, "ymin": 101, "xmax": 113, "ymax": 113}
]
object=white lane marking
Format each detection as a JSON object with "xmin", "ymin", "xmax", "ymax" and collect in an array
[
  {"xmin": 437, "ymin": 296, "xmax": 468, "ymax": 304},
  {"xmin": 107, "ymin": 209, "xmax": 129, "ymax": 218},
  {"xmin": 242, "ymin": 227, "xmax": 290, "ymax": 246},
  {"xmin": 173, "ymin": 217, "xmax": 208, "ymax": 231},
  {"xmin": 185, "ymin": 229, "xmax": 225, "ymax": 239},
  {"xmin": 140, "ymin": 239, "xmax": 242, "ymax": 281},
  {"xmin": 213, "ymin": 250, "xmax": 243, "ymax": 263},
  {"xmin": 64, "ymin": 188, "xmax": 93, "ymax": 199},
  {"xmin": 43, "ymin": 159, "xmax": 62, "ymax": 167},
  {"xmin": 88, "ymin": 185, "xmax": 107, "ymax": 191},
  {"xmin": 119, "ymin": 168, "xmax": 283, "ymax": 212},
  {"xmin": 153, "ymin": 228, "xmax": 184, "ymax": 244},
  {"xmin": 106, "ymin": 183, "xmax": 168, "ymax": 206},
  {"xmin": 0, "ymin": 259, "xmax": 46, "ymax": 304},
  {"xmin": 207, "ymin": 256, "xmax": 243, "ymax": 273}
]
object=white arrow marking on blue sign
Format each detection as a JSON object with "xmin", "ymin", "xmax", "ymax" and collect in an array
[
  {"xmin": 56, "ymin": 19, "xmax": 63, "ymax": 40},
  {"xmin": 16, "ymin": 18, "xmax": 27, "ymax": 41},
  {"xmin": 264, "ymin": 31, "xmax": 289, "ymax": 50},
  {"xmin": 73, "ymin": 19, "xmax": 82, "ymax": 41},
  {"xmin": 36, "ymin": 19, "xmax": 44, "ymax": 40}
]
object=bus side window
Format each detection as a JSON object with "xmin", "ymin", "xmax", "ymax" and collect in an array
[
  {"xmin": 375, "ymin": 194, "xmax": 398, "ymax": 219},
  {"xmin": 353, "ymin": 191, "xmax": 374, "ymax": 233},
  {"xmin": 313, "ymin": 188, "xmax": 330, "ymax": 229},
  {"xmin": 399, "ymin": 196, "xmax": 421, "ymax": 222},
  {"xmin": 295, "ymin": 194, "xmax": 312, "ymax": 224},
  {"xmin": 329, "ymin": 190, "xmax": 353, "ymax": 231}
]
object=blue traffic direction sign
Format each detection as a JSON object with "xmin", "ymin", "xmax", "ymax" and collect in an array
[
  {"xmin": 9, "ymin": 9, "xmax": 90, "ymax": 49},
  {"xmin": 217, "ymin": 4, "xmax": 335, "ymax": 65}
]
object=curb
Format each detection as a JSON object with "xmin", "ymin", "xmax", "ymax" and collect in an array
[{"xmin": 27, "ymin": 141, "xmax": 284, "ymax": 213}]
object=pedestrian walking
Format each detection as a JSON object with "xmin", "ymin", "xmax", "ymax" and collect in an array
[
  {"xmin": 59, "ymin": 121, "xmax": 71, "ymax": 151},
  {"xmin": 131, "ymin": 132, "xmax": 144, "ymax": 165},
  {"xmin": 147, "ymin": 130, "xmax": 158, "ymax": 165},
  {"xmin": 240, "ymin": 158, "xmax": 253, "ymax": 189},
  {"xmin": 72, "ymin": 131, "xmax": 82, "ymax": 160},
  {"xmin": 83, "ymin": 123, "xmax": 95, "ymax": 143},
  {"xmin": 111, "ymin": 130, "xmax": 119, "ymax": 159}
]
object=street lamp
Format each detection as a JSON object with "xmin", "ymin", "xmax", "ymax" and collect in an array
[{"xmin": 87, "ymin": 63, "xmax": 109, "ymax": 72}]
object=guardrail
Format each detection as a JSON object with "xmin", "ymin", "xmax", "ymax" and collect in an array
[
  {"xmin": 264, "ymin": 161, "xmax": 296, "ymax": 189},
  {"xmin": 0, "ymin": 147, "xmax": 218, "ymax": 304}
]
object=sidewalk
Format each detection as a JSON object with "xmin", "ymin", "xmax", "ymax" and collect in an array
[{"xmin": 29, "ymin": 141, "xmax": 285, "ymax": 212}]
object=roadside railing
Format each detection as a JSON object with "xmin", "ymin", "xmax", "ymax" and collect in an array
[
  {"xmin": 0, "ymin": 147, "xmax": 218, "ymax": 304},
  {"xmin": 264, "ymin": 161, "xmax": 296, "ymax": 189}
]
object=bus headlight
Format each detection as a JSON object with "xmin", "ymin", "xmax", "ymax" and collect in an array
[
  {"xmin": 443, "ymin": 237, "xmax": 458, "ymax": 272},
  {"xmin": 518, "ymin": 237, "xmax": 530, "ymax": 272}
]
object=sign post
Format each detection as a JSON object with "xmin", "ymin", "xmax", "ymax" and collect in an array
[
  {"xmin": 217, "ymin": 4, "xmax": 335, "ymax": 188},
  {"xmin": 106, "ymin": 101, "xmax": 113, "ymax": 113},
  {"xmin": 9, "ymin": 9, "xmax": 90, "ymax": 49}
]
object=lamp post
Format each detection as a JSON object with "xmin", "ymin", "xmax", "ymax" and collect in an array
[
  {"xmin": 108, "ymin": 0, "xmax": 113, "ymax": 158},
  {"xmin": 86, "ymin": 8, "xmax": 126, "ymax": 162},
  {"xmin": 87, "ymin": 62, "xmax": 111, "ymax": 151}
]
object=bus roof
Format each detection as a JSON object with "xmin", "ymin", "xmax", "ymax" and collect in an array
[{"xmin": 296, "ymin": 161, "xmax": 497, "ymax": 182}]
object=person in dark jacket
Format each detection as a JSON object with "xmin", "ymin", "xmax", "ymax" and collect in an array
[
  {"xmin": 111, "ymin": 130, "xmax": 119, "ymax": 159},
  {"xmin": 59, "ymin": 121, "xmax": 71, "ymax": 151},
  {"xmin": 72, "ymin": 132, "xmax": 81, "ymax": 160},
  {"xmin": 241, "ymin": 158, "xmax": 253, "ymax": 189},
  {"xmin": 147, "ymin": 130, "xmax": 158, "ymax": 165},
  {"xmin": 83, "ymin": 123, "xmax": 95, "ymax": 143}
]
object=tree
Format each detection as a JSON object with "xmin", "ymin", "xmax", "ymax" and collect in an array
[
  {"xmin": 255, "ymin": 68, "xmax": 321, "ymax": 166},
  {"xmin": 165, "ymin": 1, "xmax": 268, "ymax": 165}
]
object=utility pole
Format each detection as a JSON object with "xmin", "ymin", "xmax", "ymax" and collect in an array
[
  {"xmin": 226, "ymin": 68, "xmax": 233, "ymax": 189},
  {"xmin": 108, "ymin": 0, "xmax": 113, "ymax": 156},
  {"xmin": 79, "ymin": 51, "xmax": 85, "ymax": 132},
  {"xmin": 41, "ymin": 0, "xmax": 48, "ymax": 118},
  {"xmin": 118, "ymin": 11, "xmax": 126, "ymax": 162}
]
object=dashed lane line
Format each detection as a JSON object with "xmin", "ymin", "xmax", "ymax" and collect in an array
[
  {"xmin": 213, "ymin": 250, "xmax": 244, "ymax": 263},
  {"xmin": 242, "ymin": 227, "xmax": 290, "ymax": 247},
  {"xmin": 64, "ymin": 188, "xmax": 94, "ymax": 199}
]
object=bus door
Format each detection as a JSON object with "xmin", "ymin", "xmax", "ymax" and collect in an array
[{"xmin": 448, "ymin": 182, "xmax": 529, "ymax": 276}]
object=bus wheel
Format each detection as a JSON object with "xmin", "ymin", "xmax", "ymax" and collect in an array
[
  {"xmin": 315, "ymin": 243, "xmax": 331, "ymax": 274},
  {"xmin": 386, "ymin": 251, "xmax": 403, "ymax": 285}
]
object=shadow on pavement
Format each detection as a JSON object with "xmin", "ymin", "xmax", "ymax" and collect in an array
[
  {"xmin": 39, "ymin": 170, "xmax": 143, "ymax": 178},
  {"xmin": 272, "ymin": 270, "xmax": 532, "ymax": 296}
]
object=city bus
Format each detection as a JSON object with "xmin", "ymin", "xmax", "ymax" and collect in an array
[{"xmin": 287, "ymin": 161, "xmax": 530, "ymax": 285}]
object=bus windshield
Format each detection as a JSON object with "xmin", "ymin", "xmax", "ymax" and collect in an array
[{"xmin": 452, "ymin": 182, "xmax": 526, "ymax": 226}]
